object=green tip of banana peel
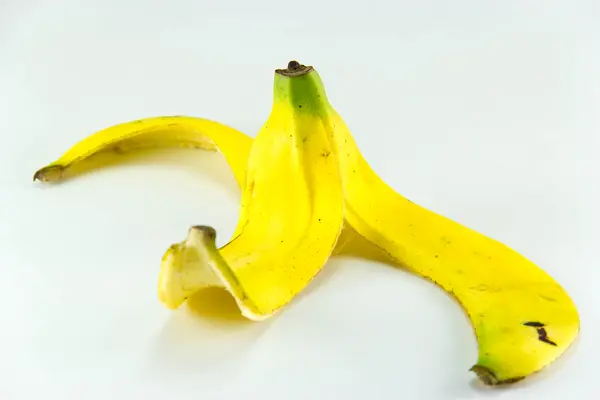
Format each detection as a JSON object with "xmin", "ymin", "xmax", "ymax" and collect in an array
[{"xmin": 33, "ymin": 59, "xmax": 580, "ymax": 387}]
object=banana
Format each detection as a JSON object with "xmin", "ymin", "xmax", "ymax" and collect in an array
[{"xmin": 34, "ymin": 61, "xmax": 579, "ymax": 385}]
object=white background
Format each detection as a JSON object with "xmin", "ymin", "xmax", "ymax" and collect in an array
[{"xmin": 1, "ymin": 1, "xmax": 598, "ymax": 399}]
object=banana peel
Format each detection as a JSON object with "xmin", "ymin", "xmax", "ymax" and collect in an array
[
  {"xmin": 34, "ymin": 60, "xmax": 579, "ymax": 385},
  {"xmin": 32, "ymin": 116, "xmax": 251, "ymax": 189}
]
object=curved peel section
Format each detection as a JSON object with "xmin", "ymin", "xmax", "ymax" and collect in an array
[
  {"xmin": 158, "ymin": 225, "xmax": 267, "ymax": 319},
  {"xmin": 33, "ymin": 116, "xmax": 252, "ymax": 187},
  {"xmin": 159, "ymin": 73, "xmax": 345, "ymax": 318},
  {"xmin": 287, "ymin": 66, "xmax": 580, "ymax": 384},
  {"xmin": 31, "ymin": 106, "xmax": 349, "ymax": 319},
  {"xmin": 329, "ymin": 108, "xmax": 580, "ymax": 383}
]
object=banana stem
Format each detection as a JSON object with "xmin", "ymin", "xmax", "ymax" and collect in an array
[{"xmin": 275, "ymin": 60, "xmax": 314, "ymax": 77}]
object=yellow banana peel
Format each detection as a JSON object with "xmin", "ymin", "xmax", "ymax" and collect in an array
[{"xmin": 34, "ymin": 61, "xmax": 579, "ymax": 385}]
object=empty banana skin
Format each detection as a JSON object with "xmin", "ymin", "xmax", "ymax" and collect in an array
[{"xmin": 34, "ymin": 60, "xmax": 579, "ymax": 385}]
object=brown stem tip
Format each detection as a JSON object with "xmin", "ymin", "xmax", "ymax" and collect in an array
[
  {"xmin": 470, "ymin": 364, "xmax": 525, "ymax": 386},
  {"xmin": 275, "ymin": 60, "xmax": 313, "ymax": 77},
  {"xmin": 33, "ymin": 165, "xmax": 64, "ymax": 182},
  {"xmin": 190, "ymin": 225, "xmax": 217, "ymax": 242}
]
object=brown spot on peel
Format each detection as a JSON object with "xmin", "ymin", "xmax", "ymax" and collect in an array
[{"xmin": 469, "ymin": 365, "xmax": 525, "ymax": 386}]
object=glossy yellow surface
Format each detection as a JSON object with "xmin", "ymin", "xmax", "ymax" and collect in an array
[
  {"xmin": 162, "ymin": 91, "xmax": 344, "ymax": 319},
  {"xmin": 35, "ymin": 85, "xmax": 344, "ymax": 321},
  {"xmin": 326, "ymin": 110, "xmax": 579, "ymax": 383},
  {"xmin": 33, "ymin": 116, "xmax": 252, "ymax": 188},
  {"xmin": 34, "ymin": 62, "xmax": 579, "ymax": 385}
]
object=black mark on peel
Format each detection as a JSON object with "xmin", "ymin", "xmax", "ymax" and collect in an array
[
  {"xmin": 538, "ymin": 334, "xmax": 557, "ymax": 347},
  {"xmin": 523, "ymin": 321, "xmax": 545, "ymax": 328},
  {"xmin": 523, "ymin": 321, "xmax": 558, "ymax": 346}
]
